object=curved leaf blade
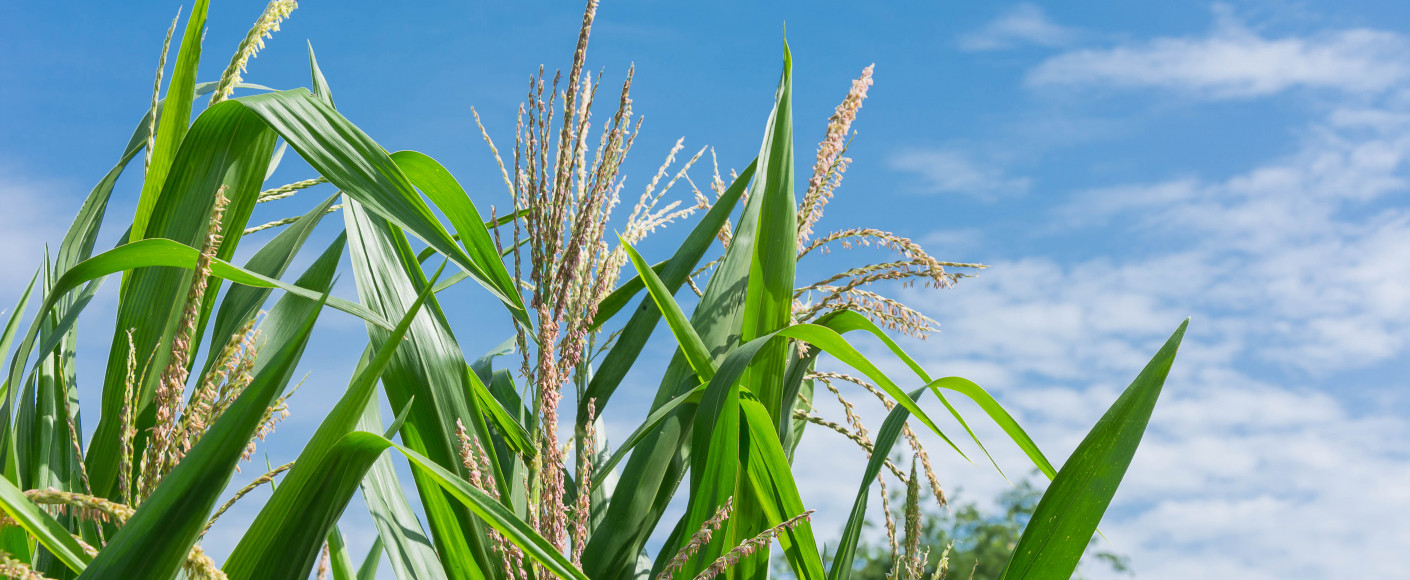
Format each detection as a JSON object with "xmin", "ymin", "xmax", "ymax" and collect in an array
[{"xmin": 999, "ymin": 319, "xmax": 1188, "ymax": 580}]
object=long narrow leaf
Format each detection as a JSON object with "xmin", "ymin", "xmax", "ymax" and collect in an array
[
  {"xmin": 222, "ymin": 259, "xmax": 443, "ymax": 579},
  {"xmin": 0, "ymin": 475, "xmax": 90, "ymax": 573},
  {"xmin": 78, "ymin": 240, "xmax": 339, "ymax": 579},
  {"xmin": 358, "ymin": 398, "xmax": 449, "ymax": 580},
  {"xmin": 999, "ymin": 319, "xmax": 1188, "ymax": 580}
]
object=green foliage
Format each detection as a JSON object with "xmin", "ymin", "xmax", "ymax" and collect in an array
[
  {"xmin": 0, "ymin": 2, "xmax": 1185, "ymax": 580},
  {"xmin": 848, "ymin": 481, "xmax": 1130, "ymax": 580}
]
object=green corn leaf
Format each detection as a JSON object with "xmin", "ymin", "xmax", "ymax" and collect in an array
[
  {"xmin": 729, "ymin": 41, "xmax": 797, "ymax": 573},
  {"xmin": 201, "ymin": 192, "xmax": 341, "ymax": 381},
  {"xmin": 4, "ymin": 237, "xmax": 390, "ymax": 391},
  {"xmin": 466, "ymin": 366, "xmax": 535, "ymax": 458},
  {"xmin": 391, "ymin": 150, "xmax": 520, "ymax": 326},
  {"xmin": 740, "ymin": 397, "xmax": 826, "ymax": 580},
  {"xmin": 998, "ymin": 319, "xmax": 1187, "ymax": 580},
  {"xmin": 738, "ymin": 37, "xmax": 796, "ymax": 421},
  {"xmin": 623, "ymin": 243, "xmax": 714, "ymax": 381},
  {"xmin": 380, "ymin": 436, "xmax": 591, "ymax": 580},
  {"xmin": 0, "ymin": 271, "xmax": 38, "ymax": 381},
  {"xmin": 591, "ymin": 383, "xmax": 705, "ymax": 489},
  {"xmin": 328, "ymin": 527, "xmax": 358, "ymax": 580},
  {"xmin": 90, "ymin": 90, "xmax": 282, "ymax": 501},
  {"xmin": 357, "ymin": 537, "xmax": 384, "ymax": 580},
  {"xmin": 78, "ymin": 241, "xmax": 338, "ymax": 579},
  {"xmin": 235, "ymin": 90, "xmax": 529, "ymax": 327},
  {"xmin": 130, "ymin": 0, "xmax": 209, "ymax": 241},
  {"xmin": 308, "ymin": 42, "xmax": 335, "ymax": 107},
  {"xmin": 93, "ymin": 84, "xmax": 533, "ymax": 500},
  {"xmin": 358, "ymin": 397, "xmax": 449, "ymax": 580},
  {"xmin": 222, "ymin": 257, "xmax": 443, "ymax": 580},
  {"xmin": 661, "ymin": 317, "xmax": 967, "ymax": 577},
  {"xmin": 827, "ymin": 385, "xmax": 928, "ymax": 580},
  {"xmin": 0, "ymin": 474, "xmax": 90, "ymax": 574},
  {"xmin": 821, "ymin": 310, "xmax": 1009, "ymax": 476},
  {"xmin": 338, "ymin": 198, "xmax": 500, "ymax": 580}
]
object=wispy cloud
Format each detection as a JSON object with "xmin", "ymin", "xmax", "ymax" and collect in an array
[
  {"xmin": 797, "ymin": 14, "xmax": 1410, "ymax": 575},
  {"xmin": 890, "ymin": 102, "xmax": 1410, "ymax": 578},
  {"xmin": 1028, "ymin": 3, "xmax": 1410, "ymax": 98},
  {"xmin": 958, "ymin": 4, "xmax": 1078, "ymax": 52},
  {"xmin": 889, "ymin": 148, "xmax": 1031, "ymax": 199},
  {"xmin": 0, "ymin": 167, "xmax": 65, "ymax": 301}
]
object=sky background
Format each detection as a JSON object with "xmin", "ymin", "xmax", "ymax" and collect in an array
[{"xmin": 3, "ymin": 1, "xmax": 1410, "ymax": 578}]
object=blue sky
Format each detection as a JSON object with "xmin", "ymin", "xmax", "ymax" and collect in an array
[{"xmin": 3, "ymin": 1, "xmax": 1409, "ymax": 578}]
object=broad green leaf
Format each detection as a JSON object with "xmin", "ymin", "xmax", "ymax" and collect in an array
[
  {"xmin": 0, "ymin": 271, "xmax": 37, "ymax": 382},
  {"xmin": 358, "ymin": 397, "xmax": 449, "ymax": 580},
  {"xmin": 591, "ymin": 383, "xmax": 706, "ymax": 488},
  {"xmin": 657, "ymin": 318, "xmax": 966, "ymax": 578},
  {"xmin": 222, "ymin": 258, "xmax": 442, "ymax": 580},
  {"xmin": 78, "ymin": 240, "xmax": 338, "ymax": 579},
  {"xmin": 93, "ymin": 85, "xmax": 532, "ymax": 499},
  {"xmin": 466, "ymin": 366, "xmax": 534, "ymax": 458},
  {"xmin": 130, "ymin": 0, "xmax": 209, "ymax": 241},
  {"xmin": 999, "ymin": 319, "xmax": 1188, "ymax": 580},
  {"xmin": 821, "ymin": 310, "xmax": 1006, "ymax": 476},
  {"xmin": 357, "ymin": 537, "xmax": 384, "ymax": 580},
  {"xmin": 339, "ymin": 198, "xmax": 500, "ymax": 580},
  {"xmin": 380, "ymin": 436, "xmax": 591, "ymax": 580},
  {"xmin": 730, "ymin": 42, "xmax": 797, "ymax": 573},
  {"xmin": 4, "ymin": 236, "xmax": 390, "ymax": 398},
  {"xmin": 738, "ymin": 37, "xmax": 796, "ymax": 420},
  {"xmin": 623, "ymin": 243, "xmax": 713, "ymax": 381},
  {"xmin": 201, "ymin": 192, "xmax": 340, "ymax": 381},
  {"xmin": 740, "ymin": 398, "xmax": 826, "ymax": 580},
  {"xmin": 235, "ymin": 90, "xmax": 529, "ymax": 327},
  {"xmin": 328, "ymin": 527, "xmax": 358, "ymax": 580},
  {"xmin": 308, "ymin": 42, "xmax": 335, "ymax": 107},
  {"xmin": 90, "ymin": 89, "xmax": 281, "ymax": 500},
  {"xmin": 391, "ymin": 150, "xmax": 519, "ymax": 329}
]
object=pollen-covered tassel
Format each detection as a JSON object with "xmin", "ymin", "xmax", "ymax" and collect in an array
[
  {"xmin": 211, "ymin": 0, "xmax": 299, "ymax": 104},
  {"xmin": 144, "ymin": 7, "xmax": 180, "ymax": 180},
  {"xmin": 657, "ymin": 498, "xmax": 734, "ymax": 580},
  {"xmin": 571, "ymin": 398, "xmax": 596, "ymax": 567},
  {"xmin": 142, "ymin": 185, "xmax": 229, "ymax": 498},
  {"xmin": 695, "ymin": 509, "xmax": 814, "ymax": 580},
  {"xmin": 0, "ymin": 552, "xmax": 47, "ymax": 580},
  {"xmin": 184, "ymin": 545, "xmax": 228, "ymax": 580},
  {"xmin": 315, "ymin": 543, "xmax": 329, "ymax": 580},
  {"xmin": 23, "ymin": 488, "xmax": 135, "ymax": 526},
  {"xmin": 797, "ymin": 64, "xmax": 873, "ymax": 249},
  {"xmin": 456, "ymin": 420, "xmax": 525, "ymax": 580},
  {"xmin": 119, "ymin": 329, "xmax": 138, "ymax": 505},
  {"xmin": 900, "ymin": 459, "xmax": 923, "ymax": 578}
]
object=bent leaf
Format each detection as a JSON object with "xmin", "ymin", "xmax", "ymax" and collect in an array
[{"xmin": 999, "ymin": 319, "xmax": 1188, "ymax": 580}]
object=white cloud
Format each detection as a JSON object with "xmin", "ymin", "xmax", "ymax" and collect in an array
[
  {"xmin": 796, "ymin": 38, "xmax": 1410, "ymax": 577},
  {"xmin": 958, "ymin": 4, "xmax": 1078, "ymax": 52},
  {"xmin": 1028, "ymin": 4, "xmax": 1410, "ymax": 98},
  {"xmin": 1061, "ymin": 102, "xmax": 1410, "ymax": 373},
  {"xmin": 889, "ymin": 148, "xmax": 1031, "ymax": 198},
  {"xmin": 0, "ymin": 168, "xmax": 66, "ymax": 304}
]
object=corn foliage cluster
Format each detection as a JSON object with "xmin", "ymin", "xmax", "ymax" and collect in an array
[{"xmin": 0, "ymin": 1, "xmax": 1187, "ymax": 579}]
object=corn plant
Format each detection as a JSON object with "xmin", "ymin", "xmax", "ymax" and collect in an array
[{"xmin": 0, "ymin": 1, "xmax": 1186, "ymax": 579}]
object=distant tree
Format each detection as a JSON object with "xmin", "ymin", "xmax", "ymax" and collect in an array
[{"xmin": 844, "ymin": 478, "xmax": 1132, "ymax": 579}]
